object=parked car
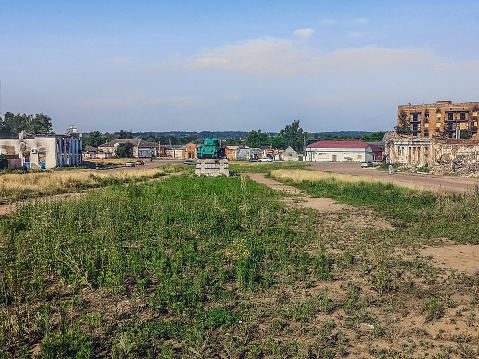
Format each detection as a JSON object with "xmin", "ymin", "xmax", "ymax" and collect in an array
[
  {"xmin": 361, "ymin": 161, "xmax": 373, "ymax": 168},
  {"xmin": 135, "ymin": 160, "xmax": 145, "ymax": 165},
  {"xmin": 184, "ymin": 160, "xmax": 196, "ymax": 165},
  {"xmin": 249, "ymin": 158, "xmax": 258, "ymax": 162},
  {"xmin": 125, "ymin": 162, "xmax": 135, "ymax": 167}
]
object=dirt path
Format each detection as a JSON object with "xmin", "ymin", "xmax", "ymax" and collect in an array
[
  {"xmin": 308, "ymin": 162, "xmax": 479, "ymax": 193},
  {"xmin": 247, "ymin": 172, "xmax": 479, "ymax": 275},
  {"xmin": 246, "ymin": 172, "xmax": 348, "ymax": 212}
]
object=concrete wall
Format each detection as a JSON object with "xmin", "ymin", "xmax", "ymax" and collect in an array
[
  {"xmin": 195, "ymin": 159, "xmax": 229, "ymax": 177},
  {"xmin": 0, "ymin": 134, "xmax": 82, "ymax": 169}
]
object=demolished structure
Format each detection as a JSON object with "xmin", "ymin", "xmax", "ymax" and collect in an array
[
  {"xmin": 0, "ymin": 129, "xmax": 82, "ymax": 169},
  {"xmin": 386, "ymin": 101, "xmax": 479, "ymax": 176}
]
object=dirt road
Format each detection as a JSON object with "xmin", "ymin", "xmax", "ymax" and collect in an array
[{"xmin": 307, "ymin": 162, "xmax": 479, "ymax": 193}]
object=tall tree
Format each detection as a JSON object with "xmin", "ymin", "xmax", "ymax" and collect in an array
[
  {"xmin": 27, "ymin": 113, "xmax": 52, "ymax": 133},
  {"xmin": 0, "ymin": 112, "xmax": 52, "ymax": 138},
  {"xmin": 84, "ymin": 131, "xmax": 105, "ymax": 148},
  {"xmin": 245, "ymin": 130, "xmax": 269, "ymax": 148},
  {"xmin": 279, "ymin": 120, "xmax": 307, "ymax": 153},
  {"xmin": 118, "ymin": 130, "xmax": 133, "ymax": 139},
  {"xmin": 115, "ymin": 142, "xmax": 134, "ymax": 158},
  {"xmin": 395, "ymin": 111, "xmax": 411, "ymax": 135}
]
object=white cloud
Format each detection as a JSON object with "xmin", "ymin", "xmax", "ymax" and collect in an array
[
  {"xmin": 294, "ymin": 28, "xmax": 314, "ymax": 39},
  {"xmin": 187, "ymin": 37, "xmax": 315, "ymax": 76},
  {"xmin": 352, "ymin": 18, "xmax": 369, "ymax": 25},
  {"xmin": 187, "ymin": 35, "xmax": 442, "ymax": 77}
]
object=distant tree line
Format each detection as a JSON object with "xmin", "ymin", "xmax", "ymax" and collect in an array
[
  {"xmin": 82, "ymin": 123, "xmax": 386, "ymax": 154},
  {"xmin": 0, "ymin": 112, "xmax": 53, "ymax": 138}
]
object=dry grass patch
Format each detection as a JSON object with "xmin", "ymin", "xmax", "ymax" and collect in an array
[
  {"xmin": 0, "ymin": 166, "xmax": 177, "ymax": 203},
  {"xmin": 271, "ymin": 169, "xmax": 419, "ymax": 190}
]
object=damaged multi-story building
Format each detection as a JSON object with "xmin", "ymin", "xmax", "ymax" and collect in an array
[
  {"xmin": 386, "ymin": 101, "xmax": 479, "ymax": 174},
  {"xmin": 0, "ymin": 128, "xmax": 82, "ymax": 170},
  {"xmin": 398, "ymin": 100, "xmax": 479, "ymax": 139}
]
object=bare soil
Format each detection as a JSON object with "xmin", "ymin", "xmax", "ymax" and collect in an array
[
  {"xmin": 422, "ymin": 244, "xmax": 479, "ymax": 274},
  {"xmin": 246, "ymin": 172, "xmax": 348, "ymax": 212},
  {"xmin": 247, "ymin": 172, "xmax": 479, "ymax": 278}
]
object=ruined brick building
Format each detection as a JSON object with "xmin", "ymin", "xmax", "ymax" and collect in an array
[
  {"xmin": 387, "ymin": 101, "xmax": 479, "ymax": 174},
  {"xmin": 398, "ymin": 100, "xmax": 479, "ymax": 139}
]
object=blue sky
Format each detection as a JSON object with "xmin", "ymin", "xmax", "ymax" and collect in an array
[{"xmin": 1, "ymin": 0, "xmax": 479, "ymax": 134}]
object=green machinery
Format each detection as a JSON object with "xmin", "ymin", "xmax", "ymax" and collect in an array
[{"xmin": 196, "ymin": 138, "xmax": 225, "ymax": 159}]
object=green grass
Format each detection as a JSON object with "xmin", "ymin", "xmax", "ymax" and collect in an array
[
  {"xmin": 1, "ymin": 172, "xmax": 479, "ymax": 357},
  {"xmin": 229, "ymin": 161, "xmax": 307, "ymax": 174},
  {"xmin": 275, "ymin": 176, "xmax": 479, "ymax": 243}
]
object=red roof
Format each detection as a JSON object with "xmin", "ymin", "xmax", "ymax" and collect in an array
[
  {"xmin": 306, "ymin": 140, "xmax": 370, "ymax": 149},
  {"xmin": 369, "ymin": 144, "xmax": 382, "ymax": 152}
]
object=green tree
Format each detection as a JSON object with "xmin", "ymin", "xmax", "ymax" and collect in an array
[
  {"xmin": 395, "ymin": 111, "xmax": 411, "ymax": 135},
  {"xmin": 27, "ymin": 113, "xmax": 52, "ymax": 133},
  {"xmin": 271, "ymin": 135, "xmax": 287, "ymax": 149},
  {"xmin": 0, "ymin": 112, "xmax": 52, "ymax": 137},
  {"xmin": 115, "ymin": 142, "xmax": 134, "ymax": 158},
  {"xmin": 118, "ymin": 130, "xmax": 133, "ymax": 139},
  {"xmin": 84, "ymin": 131, "xmax": 105, "ymax": 148},
  {"xmin": 279, "ymin": 120, "xmax": 307, "ymax": 153},
  {"xmin": 361, "ymin": 131, "xmax": 386, "ymax": 142},
  {"xmin": 0, "ymin": 155, "xmax": 8, "ymax": 169},
  {"xmin": 245, "ymin": 130, "xmax": 269, "ymax": 148}
]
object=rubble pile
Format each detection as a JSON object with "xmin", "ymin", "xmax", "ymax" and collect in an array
[{"xmin": 430, "ymin": 161, "xmax": 479, "ymax": 177}]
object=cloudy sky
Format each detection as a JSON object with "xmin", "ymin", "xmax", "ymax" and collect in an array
[{"xmin": 1, "ymin": 0, "xmax": 479, "ymax": 134}]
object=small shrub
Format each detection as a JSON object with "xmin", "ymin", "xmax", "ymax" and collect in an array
[{"xmin": 423, "ymin": 297, "xmax": 445, "ymax": 321}]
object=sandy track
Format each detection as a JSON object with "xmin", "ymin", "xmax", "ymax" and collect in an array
[{"xmin": 308, "ymin": 162, "xmax": 479, "ymax": 193}]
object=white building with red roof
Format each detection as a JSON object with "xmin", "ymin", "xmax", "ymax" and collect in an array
[{"xmin": 305, "ymin": 140, "xmax": 382, "ymax": 162}]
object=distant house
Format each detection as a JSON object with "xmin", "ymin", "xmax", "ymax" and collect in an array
[
  {"xmin": 225, "ymin": 146, "xmax": 239, "ymax": 160},
  {"xmin": 185, "ymin": 143, "xmax": 197, "ymax": 159},
  {"xmin": 82, "ymin": 145, "xmax": 98, "ymax": 160},
  {"xmin": 164, "ymin": 145, "xmax": 185, "ymax": 159},
  {"xmin": 98, "ymin": 138, "xmax": 158, "ymax": 158},
  {"xmin": 236, "ymin": 147, "xmax": 250, "ymax": 160},
  {"xmin": 305, "ymin": 140, "xmax": 380, "ymax": 162},
  {"xmin": 282, "ymin": 146, "xmax": 299, "ymax": 161},
  {"xmin": 0, "ymin": 130, "xmax": 82, "ymax": 169}
]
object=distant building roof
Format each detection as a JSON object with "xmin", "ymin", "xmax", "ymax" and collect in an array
[
  {"xmin": 99, "ymin": 138, "xmax": 157, "ymax": 148},
  {"xmin": 369, "ymin": 144, "xmax": 382, "ymax": 152},
  {"xmin": 306, "ymin": 140, "xmax": 370, "ymax": 149}
]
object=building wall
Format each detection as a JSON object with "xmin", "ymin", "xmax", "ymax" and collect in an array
[
  {"xmin": 185, "ymin": 143, "xmax": 197, "ymax": 159},
  {"xmin": 0, "ymin": 134, "xmax": 82, "ymax": 169},
  {"xmin": 385, "ymin": 132, "xmax": 479, "ymax": 167},
  {"xmin": 305, "ymin": 148, "xmax": 372, "ymax": 162},
  {"xmin": 398, "ymin": 101, "xmax": 479, "ymax": 139}
]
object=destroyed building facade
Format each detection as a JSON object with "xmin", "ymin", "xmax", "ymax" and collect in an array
[
  {"xmin": 398, "ymin": 100, "xmax": 479, "ymax": 139},
  {"xmin": 387, "ymin": 101, "xmax": 479, "ymax": 174}
]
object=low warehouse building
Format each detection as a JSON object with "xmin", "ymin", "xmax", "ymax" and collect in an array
[{"xmin": 305, "ymin": 140, "xmax": 381, "ymax": 162}]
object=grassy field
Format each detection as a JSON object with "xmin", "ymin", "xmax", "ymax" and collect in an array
[
  {"xmin": 1, "ymin": 165, "xmax": 479, "ymax": 358},
  {"xmin": 0, "ymin": 164, "xmax": 184, "ymax": 204}
]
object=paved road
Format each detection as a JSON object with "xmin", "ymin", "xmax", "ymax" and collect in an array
[{"xmin": 307, "ymin": 162, "xmax": 479, "ymax": 193}]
